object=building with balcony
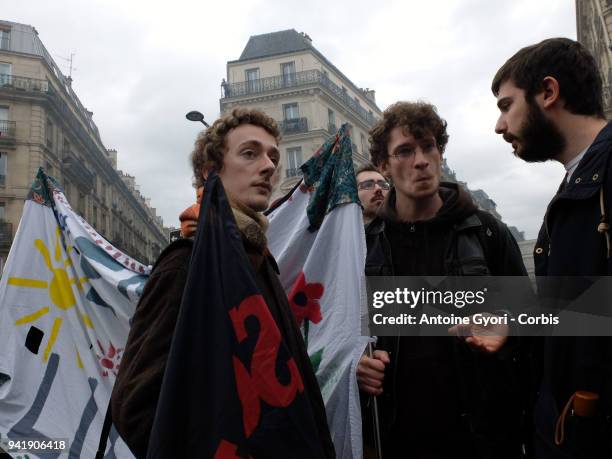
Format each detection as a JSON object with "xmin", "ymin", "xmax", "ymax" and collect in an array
[
  {"xmin": 0, "ymin": 20, "xmax": 168, "ymax": 270},
  {"xmin": 220, "ymin": 29, "xmax": 383, "ymax": 193},
  {"xmin": 576, "ymin": 0, "xmax": 612, "ymax": 119}
]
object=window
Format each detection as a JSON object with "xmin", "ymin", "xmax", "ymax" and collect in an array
[
  {"xmin": 0, "ymin": 153, "xmax": 6, "ymax": 187},
  {"xmin": 245, "ymin": 68, "xmax": 260, "ymax": 93},
  {"xmin": 328, "ymin": 109, "xmax": 336, "ymax": 132},
  {"xmin": 281, "ymin": 62, "xmax": 296, "ymax": 86},
  {"xmin": 63, "ymin": 139, "xmax": 71, "ymax": 155},
  {"xmin": 0, "ymin": 29, "xmax": 9, "ymax": 51},
  {"xmin": 78, "ymin": 192, "xmax": 85, "ymax": 216},
  {"xmin": 283, "ymin": 103, "xmax": 299, "ymax": 120},
  {"xmin": 46, "ymin": 118, "xmax": 54, "ymax": 149},
  {"xmin": 0, "ymin": 62, "xmax": 10, "ymax": 85},
  {"xmin": 101, "ymin": 181, "xmax": 107, "ymax": 205},
  {"xmin": 361, "ymin": 133, "xmax": 368, "ymax": 157},
  {"xmin": 0, "ymin": 107, "xmax": 8, "ymax": 139},
  {"xmin": 93, "ymin": 205, "xmax": 98, "ymax": 228},
  {"xmin": 0, "ymin": 202, "xmax": 5, "ymax": 221},
  {"xmin": 286, "ymin": 147, "xmax": 303, "ymax": 177}
]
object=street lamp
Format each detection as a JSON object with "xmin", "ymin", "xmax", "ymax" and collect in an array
[{"xmin": 185, "ymin": 110, "xmax": 210, "ymax": 127}]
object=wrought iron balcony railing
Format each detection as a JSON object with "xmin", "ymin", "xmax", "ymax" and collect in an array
[
  {"xmin": 286, "ymin": 168, "xmax": 303, "ymax": 178},
  {"xmin": 280, "ymin": 117, "xmax": 308, "ymax": 135},
  {"xmin": 223, "ymin": 69, "xmax": 377, "ymax": 126},
  {"xmin": 0, "ymin": 120, "xmax": 16, "ymax": 140},
  {"xmin": 0, "ymin": 73, "xmax": 49, "ymax": 92},
  {"xmin": 62, "ymin": 151, "xmax": 95, "ymax": 192},
  {"xmin": 0, "ymin": 221, "xmax": 13, "ymax": 250}
]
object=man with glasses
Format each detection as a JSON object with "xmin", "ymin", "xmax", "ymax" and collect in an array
[
  {"xmin": 356, "ymin": 101, "xmax": 527, "ymax": 458},
  {"xmin": 356, "ymin": 163, "xmax": 390, "ymax": 226}
]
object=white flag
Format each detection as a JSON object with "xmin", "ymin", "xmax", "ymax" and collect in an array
[
  {"xmin": 0, "ymin": 169, "xmax": 149, "ymax": 458},
  {"xmin": 267, "ymin": 125, "xmax": 370, "ymax": 459}
]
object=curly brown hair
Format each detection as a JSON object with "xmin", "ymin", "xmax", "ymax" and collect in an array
[
  {"xmin": 190, "ymin": 108, "xmax": 281, "ymax": 188},
  {"xmin": 369, "ymin": 101, "xmax": 449, "ymax": 166}
]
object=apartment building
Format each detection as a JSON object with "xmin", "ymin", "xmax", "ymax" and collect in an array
[
  {"xmin": 576, "ymin": 0, "xmax": 612, "ymax": 119},
  {"xmin": 0, "ymin": 20, "xmax": 167, "ymax": 269},
  {"xmin": 220, "ymin": 29, "xmax": 382, "ymax": 193}
]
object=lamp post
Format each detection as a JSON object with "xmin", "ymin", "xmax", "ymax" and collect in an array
[{"xmin": 185, "ymin": 111, "xmax": 210, "ymax": 127}]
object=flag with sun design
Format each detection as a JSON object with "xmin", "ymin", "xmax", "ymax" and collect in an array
[
  {"xmin": 0, "ymin": 168, "xmax": 148, "ymax": 458},
  {"xmin": 266, "ymin": 124, "xmax": 370, "ymax": 459}
]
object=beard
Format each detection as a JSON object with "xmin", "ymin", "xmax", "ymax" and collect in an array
[{"xmin": 510, "ymin": 101, "xmax": 566, "ymax": 163}]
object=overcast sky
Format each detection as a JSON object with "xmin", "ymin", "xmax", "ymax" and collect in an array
[{"xmin": 4, "ymin": 1, "xmax": 577, "ymax": 238}]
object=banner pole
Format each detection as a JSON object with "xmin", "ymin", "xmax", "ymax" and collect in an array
[{"xmin": 367, "ymin": 342, "xmax": 383, "ymax": 459}]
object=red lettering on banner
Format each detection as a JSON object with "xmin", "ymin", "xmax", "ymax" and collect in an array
[
  {"xmin": 214, "ymin": 439, "xmax": 251, "ymax": 459},
  {"xmin": 229, "ymin": 294, "xmax": 304, "ymax": 438}
]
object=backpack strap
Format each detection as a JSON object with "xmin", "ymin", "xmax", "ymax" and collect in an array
[
  {"xmin": 598, "ymin": 184, "xmax": 611, "ymax": 259},
  {"xmin": 449, "ymin": 214, "xmax": 493, "ymax": 275},
  {"xmin": 95, "ymin": 400, "xmax": 113, "ymax": 459}
]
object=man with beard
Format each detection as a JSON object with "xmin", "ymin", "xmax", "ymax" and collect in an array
[
  {"xmin": 356, "ymin": 163, "xmax": 390, "ymax": 225},
  {"xmin": 493, "ymin": 37, "xmax": 612, "ymax": 458},
  {"xmin": 357, "ymin": 101, "xmax": 528, "ymax": 458}
]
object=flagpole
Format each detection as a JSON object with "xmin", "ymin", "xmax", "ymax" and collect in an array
[{"xmin": 367, "ymin": 342, "xmax": 383, "ymax": 459}]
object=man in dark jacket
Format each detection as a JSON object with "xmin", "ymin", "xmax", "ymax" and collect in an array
[
  {"xmin": 111, "ymin": 108, "xmax": 335, "ymax": 458},
  {"xmin": 356, "ymin": 101, "xmax": 528, "ymax": 458},
  {"xmin": 493, "ymin": 37, "xmax": 612, "ymax": 458}
]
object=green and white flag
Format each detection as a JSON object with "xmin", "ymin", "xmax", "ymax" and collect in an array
[
  {"xmin": 0, "ymin": 169, "xmax": 148, "ymax": 458},
  {"xmin": 267, "ymin": 124, "xmax": 370, "ymax": 459}
]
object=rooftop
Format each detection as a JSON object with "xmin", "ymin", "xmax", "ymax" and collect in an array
[{"xmin": 231, "ymin": 29, "xmax": 381, "ymax": 113}]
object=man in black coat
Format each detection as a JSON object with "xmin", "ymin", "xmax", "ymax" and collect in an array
[
  {"xmin": 493, "ymin": 37, "xmax": 612, "ymax": 458},
  {"xmin": 357, "ymin": 101, "xmax": 528, "ymax": 458}
]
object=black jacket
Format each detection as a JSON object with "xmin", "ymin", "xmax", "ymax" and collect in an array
[
  {"xmin": 363, "ymin": 183, "xmax": 529, "ymax": 459},
  {"xmin": 532, "ymin": 122, "xmax": 612, "ymax": 459},
  {"xmin": 112, "ymin": 238, "xmax": 335, "ymax": 459}
]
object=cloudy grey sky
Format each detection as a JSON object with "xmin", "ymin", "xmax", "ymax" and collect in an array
[{"xmin": 4, "ymin": 0, "xmax": 576, "ymax": 238}]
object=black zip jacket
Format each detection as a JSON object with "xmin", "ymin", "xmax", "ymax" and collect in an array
[{"xmin": 362, "ymin": 183, "xmax": 528, "ymax": 459}]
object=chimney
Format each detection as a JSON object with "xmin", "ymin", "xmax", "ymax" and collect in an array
[
  {"xmin": 106, "ymin": 149, "xmax": 118, "ymax": 169},
  {"xmin": 363, "ymin": 88, "xmax": 376, "ymax": 104}
]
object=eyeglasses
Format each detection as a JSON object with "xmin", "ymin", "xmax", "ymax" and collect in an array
[
  {"xmin": 389, "ymin": 140, "xmax": 438, "ymax": 161},
  {"xmin": 358, "ymin": 179, "xmax": 390, "ymax": 191}
]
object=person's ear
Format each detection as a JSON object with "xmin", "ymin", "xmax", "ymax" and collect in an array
[
  {"xmin": 541, "ymin": 76, "xmax": 561, "ymax": 109},
  {"xmin": 378, "ymin": 161, "xmax": 390, "ymax": 179}
]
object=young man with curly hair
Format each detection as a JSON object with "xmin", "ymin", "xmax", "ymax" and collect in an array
[
  {"xmin": 357, "ymin": 101, "xmax": 527, "ymax": 458},
  {"xmin": 111, "ymin": 108, "xmax": 335, "ymax": 458}
]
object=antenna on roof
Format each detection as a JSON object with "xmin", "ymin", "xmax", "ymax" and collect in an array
[{"xmin": 56, "ymin": 52, "xmax": 77, "ymax": 78}]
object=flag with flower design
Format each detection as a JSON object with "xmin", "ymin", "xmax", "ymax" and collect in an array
[
  {"xmin": 0, "ymin": 168, "xmax": 147, "ymax": 458},
  {"xmin": 267, "ymin": 123, "xmax": 370, "ymax": 459}
]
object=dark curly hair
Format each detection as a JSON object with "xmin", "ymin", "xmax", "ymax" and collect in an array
[
  {"xmin": 491, "ymin": 38, "xmax": 604, "ymax": 118},
  {"xmin": 369, "ymin": 101, "xmax": 449, "ymax": 167},
  {"xmin": 190, "ymin": 108, "xmax": 281, "ymax": 188}
]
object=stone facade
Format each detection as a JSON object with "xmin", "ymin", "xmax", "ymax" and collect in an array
[
  {"xmin": 576, "ymin": 0, "xmax": 612, "ymax": 119},
  {"xmin": 220, "ymin": 29, "xmax": 382, "ymax": 194},
  {"xmin": 0, "ymin": 20, "xmax": 168, "ymax": 271}
]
